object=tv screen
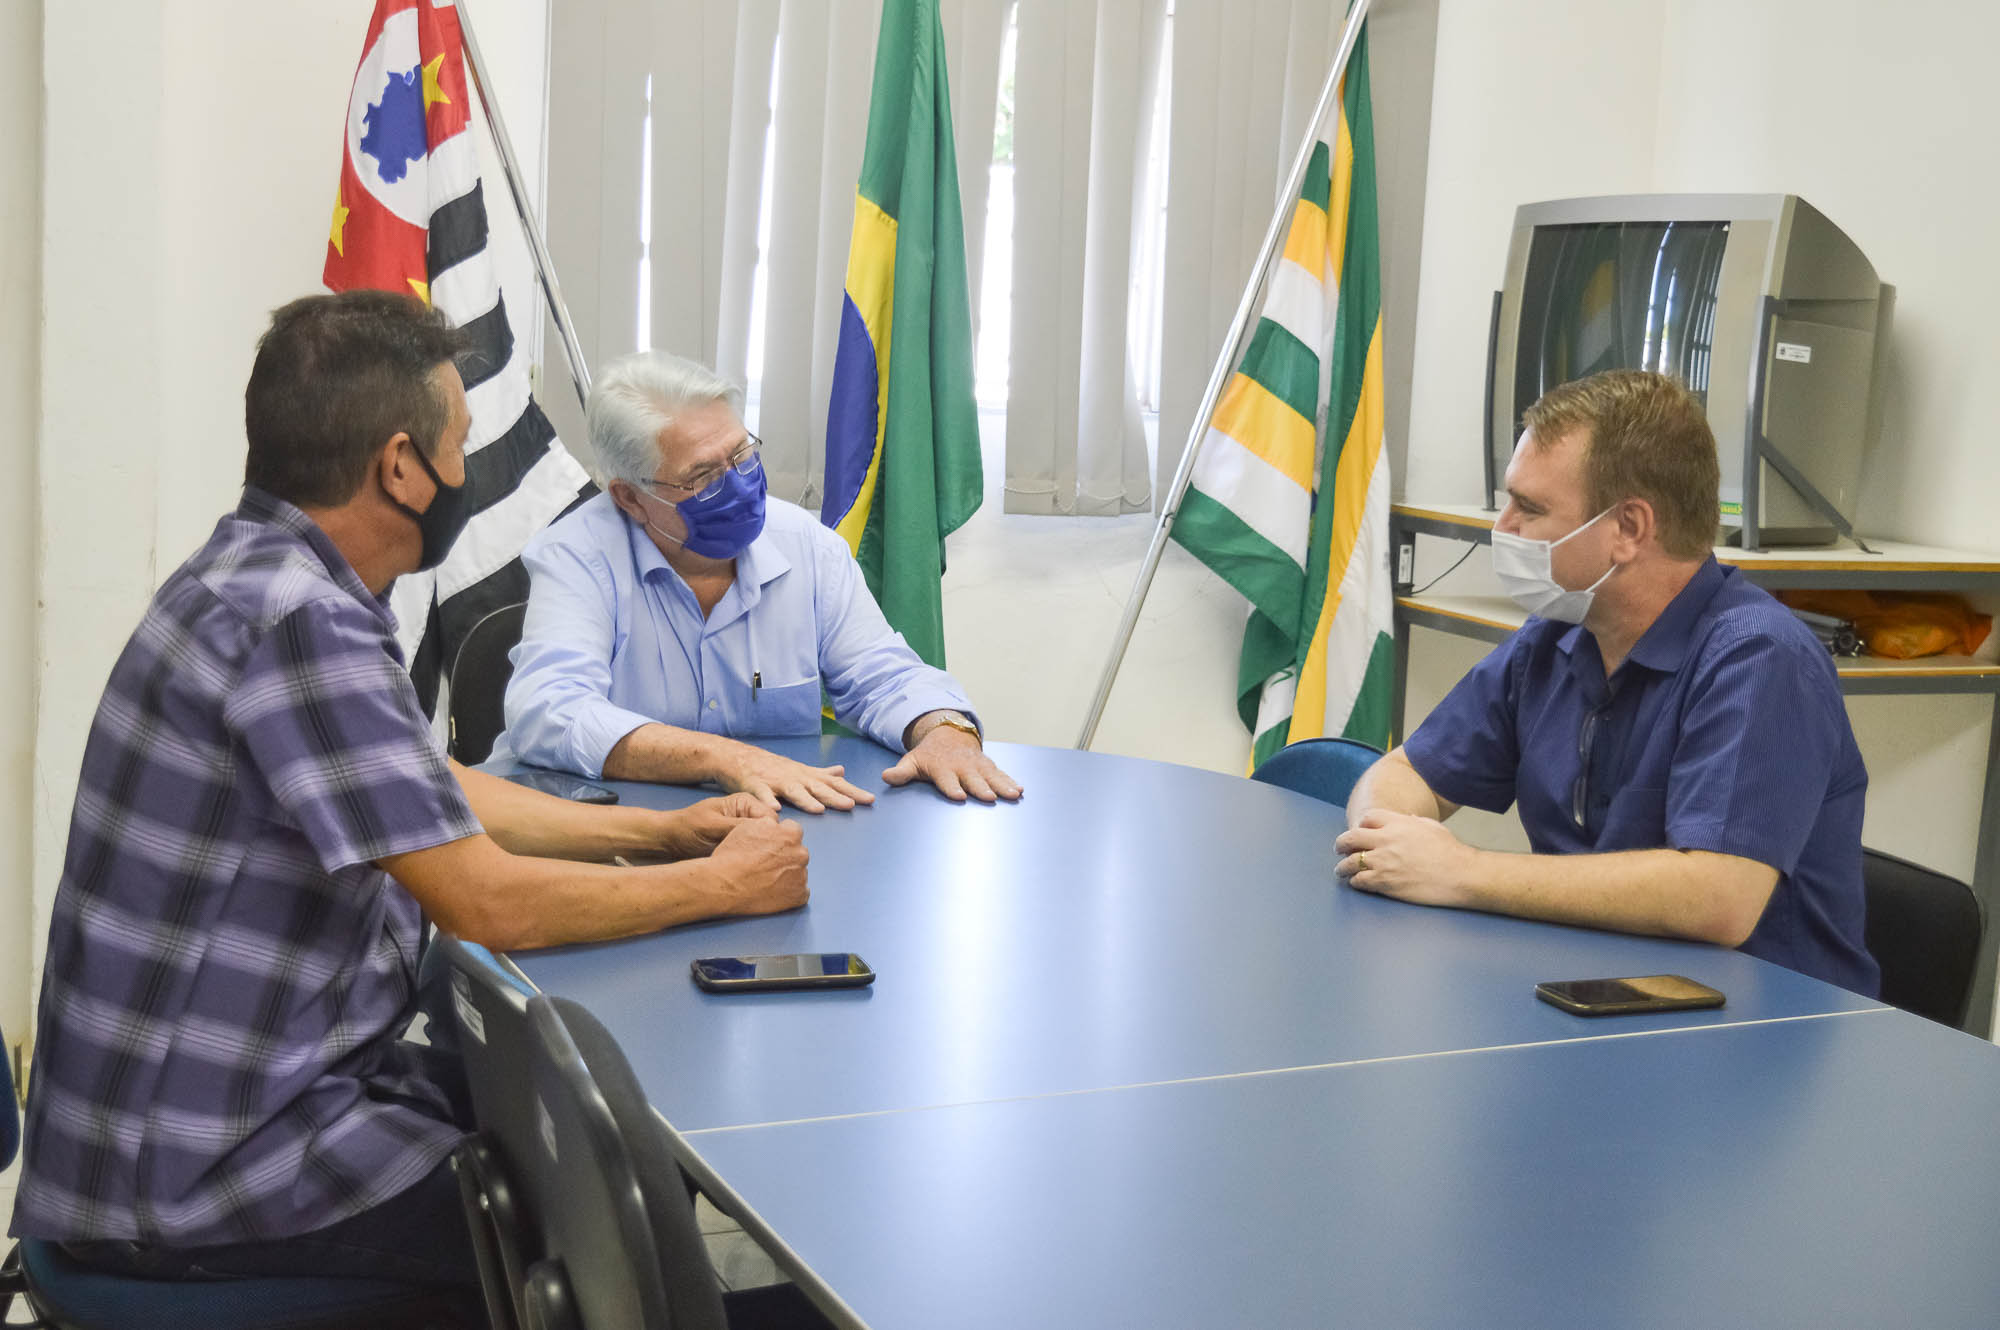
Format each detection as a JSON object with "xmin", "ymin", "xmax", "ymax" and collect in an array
[{"xmin": 1513, "ymin": 220, "xmax": 1731, "ymax": 428}]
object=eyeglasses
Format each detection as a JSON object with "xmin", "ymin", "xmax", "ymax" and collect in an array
[
  {"xmin": 1570, "ymin": 686, "xmax": 1621, "ymax": 834},
  {"xmin": 639, "ymin": 434, "xmax": 763, "ymax": 503}
]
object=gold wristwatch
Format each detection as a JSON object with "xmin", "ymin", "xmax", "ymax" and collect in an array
[{"xmin": 921, "ymin": 710, "xmax": 982, "ymax": 746}]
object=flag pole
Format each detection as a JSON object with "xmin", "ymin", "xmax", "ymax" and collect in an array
[
  {"xmin": 452, "ymin": 0, "xmax": 594, "ymax": 413},
  {"xmin": 1074, "ymin": 0, "xmax": 1374, "ymax": 751}
]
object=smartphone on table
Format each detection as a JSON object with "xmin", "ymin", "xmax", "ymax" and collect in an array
[
  {"xmin": 691, "ymin": 953, "xmax": 876, "ymax": 993},
  {"xmin": 1534, "ymin": 974, "xmax": 1724, "ymax": 1017},
  {"xmin": 503, "ymin": 767, "xmax": 620, "ymax": 804}
]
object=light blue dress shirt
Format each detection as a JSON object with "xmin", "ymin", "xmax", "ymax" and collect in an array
[{"xmin": 496, "ymin": 493, "xmax": 975, "ymax": 777}]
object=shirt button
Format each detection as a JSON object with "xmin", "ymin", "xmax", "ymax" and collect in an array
[{"xmin": 708, "ymin": 699, "xmax": 719, "ymax": 710}]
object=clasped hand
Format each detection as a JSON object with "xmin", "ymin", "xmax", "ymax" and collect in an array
[
  {"xmin": 660, "ymin": 792, "xmax": 778, "ymax": 854},
  {"xmin": 1333, "ymin": 810, "xmax": 1478, "ymax": 907}
]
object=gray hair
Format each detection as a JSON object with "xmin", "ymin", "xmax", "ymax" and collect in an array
[{"xmin": 585, "ymin": 350, "xmax": 745, "ymax": 487}]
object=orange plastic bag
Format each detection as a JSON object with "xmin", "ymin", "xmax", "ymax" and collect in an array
[{"xmin": 1776, "ymin": 589, "xmax": 1993, "ymax": 660}]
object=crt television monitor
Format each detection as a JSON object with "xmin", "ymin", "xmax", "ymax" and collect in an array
[{"xmin": 1488, "ymin": 194, "xmax": 1886, "ymax": 548}]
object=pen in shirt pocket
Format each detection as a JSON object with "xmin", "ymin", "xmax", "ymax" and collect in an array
[{"xmin": 752, "ymin": 670, "xmax": 761, "ymax": 700}]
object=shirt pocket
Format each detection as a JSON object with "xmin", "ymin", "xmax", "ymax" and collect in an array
[{"xmin": 731, "ymin": 675, "xmax": 823, "ymax": 737}]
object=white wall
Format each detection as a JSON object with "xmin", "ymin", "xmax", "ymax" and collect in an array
[
  {"xmin": 1403, "ymin": 0, "xmax": 2000, "ymax": 1024},
  {"xmin": 26, "ymin": 0, "xmax": 550, "ymax": 1023},
  {"xmin": 1404, "ymin": 0, "xmax": 1668, "ymax": 506},
  {"xmin": 1651, "ymin": 0, "xmax": 2000, "ymax": 551},
  {"xmin": 34, "ymin": 3, "xmax": 358, "ymax": 1013},
  {"xmin": 1655, "ymin": 0, "xmax": 2000, "ymax": 1019}
]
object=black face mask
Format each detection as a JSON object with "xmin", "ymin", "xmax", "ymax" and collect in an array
[{"xmin": 389, "ymin": 442, "xmax": 473, "ymax": 572}]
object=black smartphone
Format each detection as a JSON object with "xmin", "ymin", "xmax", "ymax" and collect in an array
[
  {"xmin": 1535, "ymin": 974, "xmax": 1725, "ymax": 1017},
  {"xmin": 503, "ymin": 767, "xmax": 620, "ymax": 804},
  {"xmin": 691, "ymin": 953, "xmax": 876, "ymax": 993}
]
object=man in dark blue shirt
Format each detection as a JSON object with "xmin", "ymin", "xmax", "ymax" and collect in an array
[{"xmin": 1336, "ymin": 371, "xmax": 1878, "ymax": 995}]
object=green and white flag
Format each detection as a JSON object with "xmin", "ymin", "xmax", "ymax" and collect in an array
[{"xmin": 1170, "ymin": 23, "xmax": 1394, "ymax": 769}]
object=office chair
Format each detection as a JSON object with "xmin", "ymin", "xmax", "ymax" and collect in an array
[
  {"xmin": 1862, "ymin": 847, "xmax": 1984, "ymax": 1029},
  {"xmin": 443, "ymin": 934, "xmax": 831, "ymax": 1330},
  {"xmin": 511, "ymin": 996, "xmax": 706, "ymax": 1330},
  {"xmin": 447, "ymin": 600, "xmax": 528, "ymax": 763},
  {"xmin": 440, "ymin": 934, "xmax": 544, "ymax": 1330},
  {"xmin": 0, "ymin": 1028, "xmax": 458, "ymax": 1330},
  {"xmin": 1249, "ymin": 736, "xmax": 1385, "ymax": 809},
  {"xmin": 446, "ymin": 958, "xmax": 732, "ymax": 1329},
  {"xmin": 549, "ymin": 998, "xmax": 833, "ymax": 1330}
]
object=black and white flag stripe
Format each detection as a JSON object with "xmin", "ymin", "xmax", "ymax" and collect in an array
[{"xmin": 391, "ymin": 169, "xmax": 594, "ymax": 714}]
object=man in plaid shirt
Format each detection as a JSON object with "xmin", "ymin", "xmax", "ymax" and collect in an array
[{"xmin": 11, "ymin": 292, "xmax": 809, "ymax": 1316}]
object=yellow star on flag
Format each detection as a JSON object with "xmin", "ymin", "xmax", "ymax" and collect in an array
[
  {"xmin": 407, "ymin": 277, "xmax": 432, "ymax": 305},
  {"xmin": 422, "ymin": 52, "xmax": 453, "ymax": 112},
  {"xmin": 329, "ymin": 182, "xmax": 350, "ymax": 257}
]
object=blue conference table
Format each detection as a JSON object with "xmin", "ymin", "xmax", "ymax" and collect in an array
[{"xmin": 505, "ymin": 738, "xmax": 2000, "ymax": 1328}]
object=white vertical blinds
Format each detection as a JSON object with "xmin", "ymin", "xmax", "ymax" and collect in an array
[
  {"xmin": 712, "ymin": 0, "xmax": 780, "ymax": 387},
  {"xmin": 644, "ymin": 0, "xmax": 742, "ymax": 370},
  {"xmin": 543, "ymin": 0, "xmax": 1347, "ymax": 516},
  {"xmin": 1156, "ymin": 0, "xmax": 1347, "ymax": 507}
]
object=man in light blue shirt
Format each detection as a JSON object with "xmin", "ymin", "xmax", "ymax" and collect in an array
[{"xmin": 498, "ymin": 350, "xmax": 1021, "ymax": 813}]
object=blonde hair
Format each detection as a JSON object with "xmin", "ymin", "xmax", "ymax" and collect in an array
[{"xmin": 1522, "ymin": 370, "xmax": 1720, "ymax": 559}]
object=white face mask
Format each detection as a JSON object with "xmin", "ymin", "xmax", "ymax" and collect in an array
[{"xmin": 1490, "ymin": 507, "xmax": 1618, "ymax": 624}]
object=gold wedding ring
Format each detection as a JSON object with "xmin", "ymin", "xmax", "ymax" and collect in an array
[{"xmin": 1356, "ymin": 850, "xmax": 1367, "ymax": 872}]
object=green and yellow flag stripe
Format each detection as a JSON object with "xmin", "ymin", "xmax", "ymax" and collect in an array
[{"xmin": 1171, "ymin": 23, "xmax": 1395, "ymax": 771}]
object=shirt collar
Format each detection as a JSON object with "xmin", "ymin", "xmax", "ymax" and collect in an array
[
  {"xmin": 1552, "ymin": 555, "xmax": 1729, "ymax": 683},
  {"xmin": 1621, "ymin": 556, "xmax": 1730, "ymax": 673},
  {"xmin": 236, "ymin": 487, "xmax": 395, "ymax": 626},
  {"xmin": 735, "ymin": 530, "xmax": 790, "ymax": 591}
]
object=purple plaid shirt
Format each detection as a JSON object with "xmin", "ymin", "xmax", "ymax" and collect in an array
[{"xmin": 13, "ymin": 489, "xmax": 484, "ymax": 1246}]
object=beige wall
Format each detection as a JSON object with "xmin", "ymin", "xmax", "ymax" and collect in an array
[{"xmin": 0, "ymin": 0, "xmax": 41, "ymax": 1047}]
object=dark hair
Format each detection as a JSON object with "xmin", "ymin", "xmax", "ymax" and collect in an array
[
  {"xmin": 1522, "ymin": 370, "xmax": 1721, "ymax": 559},
  {"xmin": 244, "ymin": 291, "xmax": 469, "ymax": 508}
]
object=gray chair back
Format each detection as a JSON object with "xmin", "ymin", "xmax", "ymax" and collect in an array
[
  {"xmin": 441, "ymin": 934, "xmax": 543, "ymax": 1330},
  {"xmin": 545, "ymin": 998, "xmax": 730, "ymax": 1330},
  {"xmin": 518, "ymin": 996, "xmax": 678, "ymax": 1329},
  {"xmin": 447, "ymin": 601, "xmax": 526, "ymax": 763}
]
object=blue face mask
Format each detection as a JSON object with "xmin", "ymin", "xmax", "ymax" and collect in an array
[{"xmin": 649, "ymin": 462, "xmax": 767, "ymax": 559}]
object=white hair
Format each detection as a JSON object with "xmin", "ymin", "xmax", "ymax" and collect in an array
[{"xmin": 585, "ymin": 350, "xmax": 745, "ymax": 487}]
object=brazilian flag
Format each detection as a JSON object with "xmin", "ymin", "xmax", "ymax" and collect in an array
[{"xmin": 821, "ymin": 0, "xmax": 983, "ymax": 669}]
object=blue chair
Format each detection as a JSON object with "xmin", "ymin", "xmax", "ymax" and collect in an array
[
  {"xmin": 0, "ymin": 1019, "xmax": 480, "ymax": 1330},
  {"xmin": 1249, "ymin": 736, "xmax": 1385, "ymax": 808}
]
